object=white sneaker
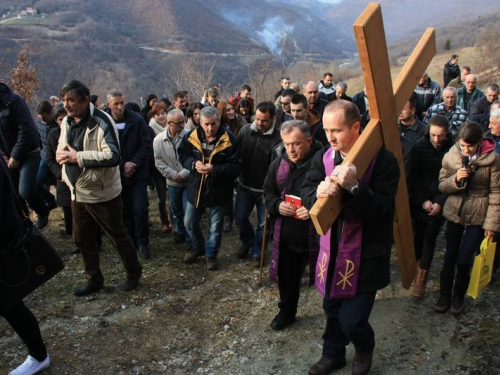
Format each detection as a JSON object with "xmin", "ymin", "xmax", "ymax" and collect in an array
[{"xmin": 9, "ymin": 354, "xmax": 50, "ymax": 375}]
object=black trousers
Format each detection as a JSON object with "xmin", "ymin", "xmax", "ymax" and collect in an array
[
  {"xmin": 277, "ymin": 248, "xmax": 308, "ymax": 318},
  {"xmin": 414, "ymin": 217, "xmax": 445, "ymax": 270},
  {"xmin": 0, "ymin": 300, "xmax": 47, "ymax": 361}
]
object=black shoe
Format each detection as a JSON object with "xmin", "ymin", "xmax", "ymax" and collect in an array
[
  {"xmin": 450, "ymin": 280, "xmax": 467, "ymax": 315},
  {"xmin": 184, "ymin": 248, "xmax": 204, "ymax": 263},
  {"xmin": 270, "ymin": 313, "xmax": 295, "ymax": 330},
  {"xmin": 35, "ymin": 214, "xmax": 49, "ymax": 229},
  {"xmin": 352, "ymin": 350, "xmax": 373, "ymax": 375},
  {"xmin": 434, "ymin": 294, "xmax": 451, "ymax": 313},
  {"xmin": 237, "ymin": 245, "xmax": 250, "ymax": 259},
  {"xmin": 74, "ymin": 284, "xmax": 103, "ymax": 297},
  {"xmin": 122, "ymin": 278, "xmax": 139, "ymax": 292},
  {"xmin": 309, "ymin": 356, "xmax": 346, "ymax": 375},
  {"xmin": 173, "ymin": 232, "xmax": 185, "ymax": 244},
  {"xmin": 139, "ymin": 245, "xmax": 150, "ymax": 259},
  {"xmin": 206, "ymin": 257, "xmax": 219, "ymax": 271}
]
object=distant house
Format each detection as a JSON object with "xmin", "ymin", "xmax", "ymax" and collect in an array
[{"xmin": 26, "ymin": 7, "xmax": 37, "ymax": 15}]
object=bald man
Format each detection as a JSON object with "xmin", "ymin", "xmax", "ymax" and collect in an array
[
  {"xmin": 456, "ymin": 74, "xmax": 484, "ymax": 114},
  {"xmin": 303, "ymin": 81, "xmax": 329, "ymax": 118}
]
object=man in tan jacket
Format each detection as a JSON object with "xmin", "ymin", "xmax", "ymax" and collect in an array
[{"xmin": 56, "ymin": 80, "xmax": 142, "ymax": 296}]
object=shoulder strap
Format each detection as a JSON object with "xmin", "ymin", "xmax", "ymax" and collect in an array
[{"xmin": 0, "ymin": 159, "xmax": 30, "ymax": 219}]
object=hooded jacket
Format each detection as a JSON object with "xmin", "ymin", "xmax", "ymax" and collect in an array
[
  {"xmin": 439, "ymin": 139, "xmax": 500, "ymax": 231},
  {"xmin": 0, "ymin": 83, "xmax": 40, "ymax": 161},
  {"xmin": 178, "ymin": 125, "xmax": 241, "ymax": 207},
  {"xmin": 457, "ymin": 87, "xmax": 484, "ymax": 114}
]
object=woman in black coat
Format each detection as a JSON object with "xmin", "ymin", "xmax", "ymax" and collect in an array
[{"xmin": 0, "ymin": 156, "xmax": 51, "ymax": 374}]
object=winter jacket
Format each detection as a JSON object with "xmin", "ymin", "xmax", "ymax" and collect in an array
[
  {"xmin": 45, "ymin": 127, "xmax": 71, "ymax": 207},
  {"xmin": 275, "ymin": 109, "xmax": 292, "ymax": 130},
  {"xmin": 224, "ymin": 115, "xmax": 247, "ymax": 136},
  {"xmin": 36, "ymin": 118, "xmax": 58, "ymax": 160},
  {"xmin": 410, "ymin": 132, "xmax": 453, "ymax": 222},
  {"xmin": 414, "ymin": 78, "xmax": 442, "ymax": 119},
  {"xmin": 105, "ymin": 108, "xmax": 151, "ymax": 186},
  {"xmin": 327, "ymin": 92, "xmax": 353, "ymax": 103},
  {"xmin": 236, "ymin": 120, "xmax": 282, "ymax": 193},
  {"xmin": 178, "ymin": 125, "xmax": 241, "ymax": 207},
  {"xmin": 319, "ymin": 81, "xmax": 336, "ymax": 96},
  {"xmin": 0, "ymin": 83, "xmax": 40, "ymax": 161},
  {"xmin": 58, "ymin": 103, "xmax": 122, "ymax": 203},
  {"xmin": 311, "ymin": 98, "xmax": 329, "ymax": 119},
  {"xmin": 443, "ymin": 61, "xmax": 460, "ymax": 88},
  {"xmin": 447, "ymin": 76, "xmax": 464, "ymax": 89},
  {"xmin": 398, "ymin": 118, "xmax": 426, "ymax": 144},
  {"xmin": 470, "ymin": 96, "xmax": 494, "ymax": 131},
  {"xmin": 153, "ymin": 127, "xmax": 190, "ymax": 187},
  {"xmin": 353, "ymin": 91, "xmax": 367, "ymax": 115},
  {"xmin": 229, "ymin": 94, "xmax": 254, "ymax": 113},
  {"xmin": 301, "ymin": 147, "xmax": 400, "ymax": 292},
  {"xmin": 423, "ymin": 103, "xmax": 468, "ymax": 139},
  {"xmin": 439, "ymin": 140, "xmax": 500, "ymax": 231},
  {"xmin": 307, "ymin": 109, "xmax": 328, "ymax": 147},
  {"xmin": 457, "ymin": 87, "xmax": 484, "ymax": 114}
]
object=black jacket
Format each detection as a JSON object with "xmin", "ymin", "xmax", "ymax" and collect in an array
[
  {"xmin": 263, "ymin": 140, "xmax": 323, "ymax": 252},
  {"xmin": 312, "ymin": 98, "xmax": 330, "ymax": 119},
  {"xmin": 470, "ymin": 96, "xmax": 493, "ymax": 132},
  {"xmin": 236, "ymin": 122, "xmax": 282, "ymax": 192},
  {"xmin": 443, "ymin": 61, "xmax": 460, "ymax": 88},
  {"xmin": 410, "ymin": 132, "xmax": 453, "ymax": 222},
  {"xmin": 398, "ymin": 118, "xmax": 427, "ymax": 144},
  {"xmin": 45, "ymin": 127, "xmax": 71, "ymax": 207},
  {"xmin": 353, "ymin": 91, "xmax": 367, "ymax": 115},
  {"xmin": 0, "ymin": 156, "xmax": 24, "ymax": 251},
  {"xmin": 301, "ymin": 147, "xmax": 400, "ymax": 292},
  {"xmin": 0, "ymin": 83, "xmax": 40, "ymax": 161},
  {"xmin": 179, "ymin": 125, "xmax": 241, "ymax": 207},
  {"xmin": 106, "ymin": 108, "xmax": 152, "ymax": 186}
]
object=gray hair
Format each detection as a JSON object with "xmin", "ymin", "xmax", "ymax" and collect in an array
[
  {"xmin": 490, "ymin": 108, "xmax": 500, "ymax": 122},
  {"xmin": 336, "ymin": 82, "xmax": 348, "ymax": 91},
  {"xmin": 443, "ymin": 86, "xmax": 457, "ymax": 98},
  {"xmin": 280, "ymin": 120, "xmax": 311, "ymax": 138},
  {"xmin": 167, "ymin": 108, "xmax": 184, "ymax": 122},
  {"xmin": 486, "ymin": 83, "xmax": 500, "ymax": 93},
  {"xmin": 107, "ymin": 89, "xmax": 124, "ymax": 100},
  {"xmin": 200, "ymin": 106, "xmax": 220, "ymax": 121}
]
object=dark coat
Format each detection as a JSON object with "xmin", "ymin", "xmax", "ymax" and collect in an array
[
  {"xmin": 443, "ymin": 61, "xmax": 460, "ymax": 88},
  {"xmin": 0, "ymin": 83, "xmax": 40, "ymax": 161},
  {"xmin": 409, "ymin": 132, "xmax": 453, "ymax": 222},
  {"xmin": 301, "ymin": 147, "xmax": 400, "ymax": 292},
  {"xmin": 45, "ymin": 127, "xmax": 71, "ymax": 207},
  {"xmin": 353, "ymin": 91, "xmax": 367, "ymax": 115},
  {"xmin": 312, "ymin": 98, "xmax": 330, "ymax": 119},
  {"xmin": 326, "ymin": 92, "xmax": 353, "ymax": 103},
  {"xmin": 275, "ymin": 109, "xmax": 292, "ymax": 129},
  {"xmin": 398, "ymin": 118, "xmax": 427, "ymax": 144},
  {"xmin": 178, "ymin": 125, "xmax": 241, "ymax": 207},
  {"xmin": 106, "ymin": 108, "xmax": 152, "ymax": 186},
  {"xmin": 236, "ymin": 122, "xmax": 282, "ymax": 192},
  {"xmin": 470, "ymin": 96, "xmax": 493, "ymax": 131}
]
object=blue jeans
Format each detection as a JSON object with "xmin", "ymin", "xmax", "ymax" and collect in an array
[
  {"xmin": 36, "ymin": 159, "xmax": 56, "ymax": 208},
  {"xmin": 10, "ymin": 153, "xmax": 48, "ymax": 216},
  {"xmin": 234, "ymin": 185, "xmax": 265, "ymax": 258},
  {"xmin": 184, "ymin": 201, "xmax": 225, "ymax": 258},
  {"xmin": 121, "ymin": 179, "xmax": 150, "ymax": 247},
  {"xmin": 168, "ymin": 185, "xmax": 190, "ymax": 245}
]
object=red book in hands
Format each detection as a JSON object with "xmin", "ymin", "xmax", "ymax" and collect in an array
[{"xmin": 285, "ymin": 194, "xmax": 302, "ymax": 220}]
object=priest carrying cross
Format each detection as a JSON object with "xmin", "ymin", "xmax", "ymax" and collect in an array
[{"xmin": 301, "ymin": 3, "xmax": 436, "ymax": 375}]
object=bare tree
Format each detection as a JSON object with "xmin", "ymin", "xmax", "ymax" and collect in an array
[
  {"xmin": 248, "ymin": 54, "xmax": 281, "ymax": 104},
  {"xmin": 166, "ymin": 56, "xmax": 217, "ymax": 101},
  {"xmin": 9, "ymin": 46, "xmax": 40, "ymax": 103}
]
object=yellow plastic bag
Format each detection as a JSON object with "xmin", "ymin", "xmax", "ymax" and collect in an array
[{"xmin": 467, "ymin": 236, "xmax": 497, "ymax": 299}]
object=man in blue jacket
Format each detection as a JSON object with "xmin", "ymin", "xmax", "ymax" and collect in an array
[
  {"xmin": 106, "ymin": 89, "xmax": 152, "ymax": 258},
  {"xmin": 0, "ymin": 82, "xmax": 50, "ymax": 228}
]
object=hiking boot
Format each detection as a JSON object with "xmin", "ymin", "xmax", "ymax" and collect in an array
[
  {"xmin": 270, "ymin": 313, "xmax": 295, "ymax": 330},
  {"xmin": 74, "ymin": 283, "xmax": 103, "ymax": 297},
  {"xmin": 9, "ymin": 354, "xmax": 51, "ymax": 375},
  {"xmin": 433, "ymin": 294, "xmax": 451, "ymax": 313},
  {"xmin": 450, "ymin": 279, "xmax": 468, "ymax": 315},
  {"xmin": 237, "ymin": 245, "xmax": 250, "ymax": 259},
  {"xmin": 412, "ymin": 268, "xmax": 429, "ymax": 298},
  {"xmin": 139, "ymin": 245, "xmax": 150, "ymax": 259},
  {"xmin": 206, "ymin": 257, "xmax": 219, "ymax": 271},
  {"xmin": 184, "ymin": 248, "xmax": 204, "ymax": 263},
  {"xmin": 352, "ymin": 349, "xmax": 373, "ymax": 375},
  {"xmin": 122, "ymin": 278, "xmax": 139, "ymax": 292},
  {"xmin": 35, "ymin": 213, "xmax": 49, "ymax": 229},
  {"xmin": 252, "ymin": 257, "xmax": 261, "ymax": 268},
  {"xmin": 308, "ymin": 356, "xmax": 346, "ymax": 375}
]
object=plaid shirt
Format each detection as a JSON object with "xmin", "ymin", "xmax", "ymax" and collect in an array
[{"xmin": 423, "ymin": 103, "xmax": 468, "ymax": 139}]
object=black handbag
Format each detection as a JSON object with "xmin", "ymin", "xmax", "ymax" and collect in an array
[{"xmin": 0, "ymin": 163, "xmax": 64, "ymax": 310}]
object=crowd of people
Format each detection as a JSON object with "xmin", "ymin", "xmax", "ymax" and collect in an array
[{"xmin": 1, "ymin": 53, "xmax": 499, "ymax": 374}]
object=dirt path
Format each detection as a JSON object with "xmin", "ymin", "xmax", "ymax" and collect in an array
[{"xmin": 1, "ymin": 205, "xmax": 499, "ymax": 374}]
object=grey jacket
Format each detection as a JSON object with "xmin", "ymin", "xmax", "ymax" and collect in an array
[{"xmin": 153, "ymin": 127, "xmax": 190, "ymax": 187}]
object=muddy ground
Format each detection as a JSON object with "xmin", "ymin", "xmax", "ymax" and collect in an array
[{"xmin": 1, "ymin": 194, "xmax": 500, "ymax": 375}]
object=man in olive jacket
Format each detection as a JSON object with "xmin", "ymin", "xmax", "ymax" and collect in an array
[
  {"xmin": 302, "ymin": 101, "xmax": 399, "ymax": 375},
  {"xmin": 178, "ymin": 106, "xmax": 241, "ymax": 270}
]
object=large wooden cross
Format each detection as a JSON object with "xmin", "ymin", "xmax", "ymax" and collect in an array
[{"xmin": 310, "ymin": 2, "xmax": 436, "ymax": 289}]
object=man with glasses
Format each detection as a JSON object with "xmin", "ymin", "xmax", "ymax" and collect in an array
[{"xmin": 275, "ymin": 88, "xmax": 295, "ymax": 129}]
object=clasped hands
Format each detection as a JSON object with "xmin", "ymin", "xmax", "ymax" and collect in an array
[
  {"xmin": 56, "ymin": 145, "xmax": 78, "ymax": 165},
  {"xmin": 195, "ymin": 161, "xmax": 212, "ymax": 175},
  {"xmin": 317, "ymin": 161, "xmax": 358, "ymax": 199}
]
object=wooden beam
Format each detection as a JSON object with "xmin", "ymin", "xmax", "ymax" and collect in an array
[
  {"xmin": 393, "ymin": 27, "xmax": 436, "ymax": 115},
  {"xmin": 310, "ymin": 119, "xmax": 383, "ymax": 235}
]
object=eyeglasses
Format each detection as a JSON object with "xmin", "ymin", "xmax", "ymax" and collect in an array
[{"xmin": 168, "ymin": 121, "xmax": 184, "ymax": 126}]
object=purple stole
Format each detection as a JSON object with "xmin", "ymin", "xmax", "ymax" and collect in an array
[{"xmin": 315, "ymin": 148, "xmax": 377, "ymax": 298}]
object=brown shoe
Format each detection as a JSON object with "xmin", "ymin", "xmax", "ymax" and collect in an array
[
  {"xmin": 206, "ymin": 257, "xmax": 218, "ymax": 271},
  {"xmin": 252, "ymin": 257, "xmax": 261, "ymax": 268},
  {"xmin": 184, "ymin": 248, "xmax": 204, "ymax": 263},
  {"xmin": 309, "ymin": 356, "xmax": 346, "ymax": 375},
  {"xmin": 412, "ymin": 268, "xmax": 429, "ymax": 298},
  {"xmin": 352, "ymin": 350, "xmax": 373, "ymax": 375}
]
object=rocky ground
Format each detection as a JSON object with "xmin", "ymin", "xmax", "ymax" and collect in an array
[{"xmin": 1, "ymin": 196, "xmax": 499, "ymax": 375}]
